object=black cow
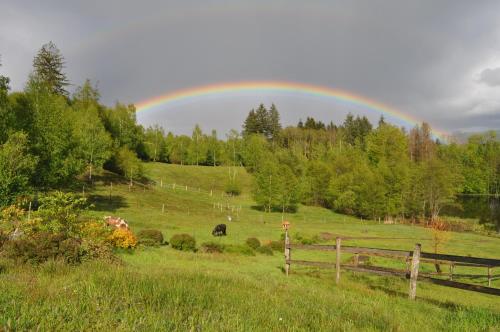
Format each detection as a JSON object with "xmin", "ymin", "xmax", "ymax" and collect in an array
[{"xmin": 212, "ymin": 224, "xmax": 227, "ymax": 236}]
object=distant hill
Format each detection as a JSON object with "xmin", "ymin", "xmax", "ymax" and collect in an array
[{"xmin": 451, "ymin": 129, "xmax": 500, "ymax": 143}]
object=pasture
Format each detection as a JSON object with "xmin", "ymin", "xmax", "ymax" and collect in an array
[{"xmin": 0, "ymin": 162, "xmax": 499, "ymax": 331}]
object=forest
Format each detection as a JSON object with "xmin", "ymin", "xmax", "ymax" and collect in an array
[{"xmin": 1, "ymin": 42, "xmax": 499, "ymax": 227}]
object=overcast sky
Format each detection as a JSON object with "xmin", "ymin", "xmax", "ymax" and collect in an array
[{"xmin": 1, "ymin": 0, "xmax": 500, "ymax": 136}]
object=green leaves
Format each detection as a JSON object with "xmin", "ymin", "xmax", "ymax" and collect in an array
[{"xmin": 0, "ymin": 132, "xmax": 37, "ymax": 206}]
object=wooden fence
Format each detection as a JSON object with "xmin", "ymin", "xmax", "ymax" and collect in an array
[{"xmin": 283, "ymin": 231, "xmax": 500, "ymax": 299}]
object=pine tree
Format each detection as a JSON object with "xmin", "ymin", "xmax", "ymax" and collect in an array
[{"xmin": 33, "ymin": 41, "xmax": 69, "ymax": 95}]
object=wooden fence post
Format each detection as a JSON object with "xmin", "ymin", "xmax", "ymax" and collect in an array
[
  {"xmin": 409, "ymin": 243, "xmax": 421, "ymax": 300},
  {"xmin": 488, "ymin": 267, "xmax": 492, "ymax": 287},
  {"xmin": 354, "ymin": 253, "xmax": 359, "ymax": 267},
  {"xmin": 162, "ymin": 204, "xmax": 165, "ymax": 213},
  {"xmin": 336, "ymin": 237, "xmax": 342, "ymax": 284},
  {"xmin": 450, "ymin": 263, "xmax": 454, "ymax": 281},
  {"xmin": 285, "ymin": 230, "xmax": 291, "ymax": 276}
]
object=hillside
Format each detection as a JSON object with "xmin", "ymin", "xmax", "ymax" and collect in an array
[{"xmin": 1, "ymin": 163, "xmax": 499, "ymax": 331}]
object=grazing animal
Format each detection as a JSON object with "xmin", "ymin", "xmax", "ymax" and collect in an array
[
  {"xmin": 212, "ymin": 224, "xmax": 227, "ymax": 236},
  {"xmin": 104, "ymin": 216, "xmax": 129, "ymax": 230}
]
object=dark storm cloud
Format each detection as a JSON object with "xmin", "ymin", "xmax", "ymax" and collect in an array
[{"xmin": 1, "ymin": 0, "xmax": 500, "ymax": 134}]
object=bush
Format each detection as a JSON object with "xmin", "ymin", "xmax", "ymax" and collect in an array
[
  {"xmin": 256, "ymin": 246, "xmax": 273, "ymax": 255},
  {"xmin": 245, "ymin": 237, "xmax": 261, "ymax": 249},
  {"xmin": 138, "ymin": 229, "xmax": 164, "ymax": 246},
  {"xmin": 225, "ymin": 181, "xmax": 241, "ymax": 196},
  {"xmin": 170, "ymin": 234, "xmax": 196, "ymax": 252},
  {"xmin": 224, "ymin": 244, "xmax": 255, "ymax": 256},
  {"xmin": 107, "ymin": 229, "xmax": 137, "ymax": 249},
  {"xmin": 268, "ymin": 240, "xmax": 284, "ymax": 252},
  {"xmin": 200, "ymin": 241, "xmax": 224, "ymax": 253},
  {"xmin": 2, "ymin": 232, "xmax": 83, "ymax": 265}
]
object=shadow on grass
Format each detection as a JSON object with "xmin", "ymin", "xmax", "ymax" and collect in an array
[
  {"xmin": 365, "ymin": 280, "xmax": 473, "ymax": 311},
  {"xmin": 88, "ymin": 194, "xmax": 129, "ymax": 212}
]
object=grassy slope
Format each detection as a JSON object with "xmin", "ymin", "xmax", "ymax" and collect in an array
[{"xmin": 0, "ymin": 162, "xmax": 499, "ymax": 331}]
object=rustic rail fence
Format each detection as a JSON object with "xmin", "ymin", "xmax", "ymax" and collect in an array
[{"xmin": 283, "ymin": 230, "xmax": 500, "ymax": 299}]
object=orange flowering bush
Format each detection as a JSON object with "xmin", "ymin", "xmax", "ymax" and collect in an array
[{"xmin": 107, "ymin": 228, "xmax": 137, "ymax": 249}]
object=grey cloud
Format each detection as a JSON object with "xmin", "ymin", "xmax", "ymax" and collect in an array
[
  {"xmin": 2, "ymin": 1, "xmax": 500, "ymax": 135},
  {"xmin": 479, "ymin": 67, "xmax": 500, "ymax": 87}
]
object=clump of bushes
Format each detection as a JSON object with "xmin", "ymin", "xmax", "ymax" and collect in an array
[
  {"xmin": 137, "ymin": 229, "xmax": 164, "ymax": 246},
  {"xmin": 170, "ymin": 234, "xmax": 196, "ymax": 252},
  {"xmin": 0, "ymin": 192, "xmax": 132, "ymax": 265},
  {"xmin": 200, "ymin": 241, "xmax": 224, "ymax": 253},
  {"xmin": 268, "ymin": 240, "xmax": 284, "ymax": 252},
  {"xmin": 245, "ymin": 237, "xmax": 261, "ymax": 249},
  {"xmin": 256, "ymin": 245, "xmax": 273, "ymax": 256},
  {"xmin": 293, "ymin": 232, "xmax": 319, "ymax": 245},
  {"xmin": 107, "ymin": 229, "xmax": 137, "ymax": 249},
  {"xmin": 2, "ymin": 232, "xmax": 84, "ymax": 265}
]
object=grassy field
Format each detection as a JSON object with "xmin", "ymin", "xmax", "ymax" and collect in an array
[{"xmin": 0, "ymin": 162, "xmax": 499, "ymax": 331}]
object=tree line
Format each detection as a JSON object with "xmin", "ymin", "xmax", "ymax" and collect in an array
[{"xmin": 1, "ymin": 42, "xmax": 499, "ymax": 226}]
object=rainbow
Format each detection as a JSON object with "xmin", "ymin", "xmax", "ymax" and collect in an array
[{"xmin": 136, "ymin": 81, "xmax": 448, "ymax": 140}]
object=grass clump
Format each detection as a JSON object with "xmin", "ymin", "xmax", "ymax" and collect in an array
[
  {"xmin": 224, "ymin": 244, "xmax": 255, "ymax": 256},
  {"xmin": 170, "ymin": 234, "xmax": 196, "ymax": 252},
  {"xmin": 245, "ymin": 237, "xmax": 261, "ymax": 249},
  {"xmin": 137, "ymin": 229, "xmax": 164, "ymax": 246},
  {"xmin": 256, "ymin": 245, "xmax": 273, "ymax": 255},
  {"xmin": 268, "ymin": 240, "xmax": 284, "ymax": 252},
  {"xmin": 200, "ymin": 241, "xmax": 224, "ymax": 253}
]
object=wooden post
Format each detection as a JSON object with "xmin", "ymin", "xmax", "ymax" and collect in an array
[
  {"xmin": 185, "ymin": 185, "xmax": 188, "ymax": 191},
  {"xmin": 488, "ymin": 267, "xmax": 492, "ymax": 287},
  {"xmin": 109, "ymin": 182, "xmax": 113, "ymax": 201},
  {"xmin": 409, "ymin": 243, "xmax": 421, "ymax": 300},
  {"xmin": 160, "ymin": 179, "xmax": 163, "ymax": 187},
  {"xmin": 353, "ymin": 253, "xmax": 359, "ymax": 267},
  {"xmin": 405, "ymin": 257, "xmax": 410, "ymax": 276},
  {"xmin": 284, "ymin": 229, "xmax": 291, "ymax": 276},
  {"xmin": 336, "ymin": 237, "xmax": 341, "ymax": 284},
  {"xmin": 449, "ymin": 263, "xmax": 454, "ymax": 281},
  {"xmin": 162, "ymin": 204, "xmax": 165, "ymax": 213},
  {"xmin": 210, "ymin": 189, "xmax": 213, "ymax": 197}
]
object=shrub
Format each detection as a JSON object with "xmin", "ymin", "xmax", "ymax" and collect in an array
[
  {"xmin": 200, "ymin": 241, "xmax": 224, "ymax": 253},
  {"xmin": 224, "ymin": 244, "xmax": 255, "ymax": 256},
  {"xmin": 245, "ymin": 237, "xmax": 261, "ymax": 249},
  {"xmin": 170, "ymin": 234, "xmax": 196, "ymax": 252},
  {"xmin": 268, "ymin": 240, "xmax": 284, "ymax": 252},
  {"xmin": 138, "ymin": 229, "xmax": 164, "ymax": 246},
  {"xmin": 107, "ymin": 229, "xmax": 137, "ymax": 249},
  {"xmin": 225, "ymin": 181, "xmax": 241, "ymax": 196},
  {"xmin": 256, "ymin": 246, "xmax": 273, "ymax": 255},
  {"xmin": 2, "ymin": 232, "xmax": 83, "ymax": 265}
]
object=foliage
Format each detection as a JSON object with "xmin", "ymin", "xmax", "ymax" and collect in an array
[
  {"xmin": 170, "ymin": 233, "xmax": 196, "ymax": 252},
  {"xmin": 2, "ymin": 232, "xmax": 83, "ymax": 265},
  {"xmin": 243, "ymin": 103, "xmax": 281, "ymax": 140},
  {"xmin": 137, "ymin": 229, "xmax": 164, "ymax": 246},
  {"xmin": 245, "ymin": 237, "xmax": 261, "ymax": 249},
  {"xmin": 0, "ymin": 205, "xmax": 25, "ymax": 233},
  {"xmin": 32, "ymin": 41, "xmax": 69, "ymax": 95},
  {"xmin": 0, "ymin": 132, "xmax": 37, "ymax": 206},
  {"xmin": 33, "ymin": 192, "xmax": 88, "ymax": 236},
  {"xmin": 107, "ymin": 229, "xmax": 137, "ymax": 249},
  {"xmin": 112, "ymin": 146, "xmax": 144, "ymax": 181},
  {"xmin": 267, "ymin": 240, "xmax": 284, "ymax": 252}
]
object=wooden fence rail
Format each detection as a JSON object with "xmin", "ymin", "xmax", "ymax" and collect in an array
[{"xmin": 283, "ymin": 230, "xmax": 500, "ymax": 299}]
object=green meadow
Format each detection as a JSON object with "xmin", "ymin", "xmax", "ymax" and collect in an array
[{"xmin": 1, "ymin": 162, "xmax": 499, "ymax": 331}]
